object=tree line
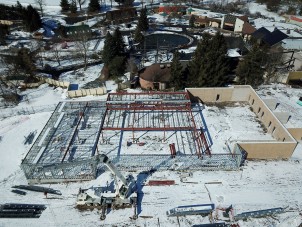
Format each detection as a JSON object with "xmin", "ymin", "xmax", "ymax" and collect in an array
[
  {"xmin": 0, "ymin": 2, "xmax": 41, "ymax": 32},
  {"xmin": 102, "ymin": 9, "xmax": 272, "ymax": 89},
  {"xmin": 60, "ymin": 0, "xmax": 135, "ymax": 14}
]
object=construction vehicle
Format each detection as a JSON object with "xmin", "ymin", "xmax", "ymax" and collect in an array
[{"xmin": 76, "ymin": 154, "xmax": 137, "ymax": 220}]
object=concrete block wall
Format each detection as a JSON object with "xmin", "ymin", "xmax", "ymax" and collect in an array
[{"xmin": 186, "ymin": 86, "xmax": 298, "ymax": 160}]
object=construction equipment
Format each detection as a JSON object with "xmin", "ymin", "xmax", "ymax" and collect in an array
[{"xmin": 76, "ymin": 154, "xmax": 137, "ymax": 220}]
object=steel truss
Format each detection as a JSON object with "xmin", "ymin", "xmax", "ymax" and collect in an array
[
  {"xmin": 106, "ymin": 92, "xmax": 211, "ymax": 156},
  {"xmin": 21, "ymin": 92, "xmax": 242, "ymax": 184}
]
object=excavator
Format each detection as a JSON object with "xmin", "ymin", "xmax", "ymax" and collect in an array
[{"xmin": 76, "ymin": 154, "xmax": 137, "ymax": 220}]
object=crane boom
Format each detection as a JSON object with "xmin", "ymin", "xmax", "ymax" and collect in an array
[
  {"xmin": 101, "ymin": 154, "xmax": 128, "ymax": 185},
  {"xmin": 98, "ymin": 154, "xmax": 136, "ymax": 200}
]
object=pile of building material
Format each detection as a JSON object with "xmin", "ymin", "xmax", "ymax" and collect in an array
[
  {"xmin": 148, "ymin": 180, "xmax": 175, "ymax": 186},
  {"xmin": 234, "ymin": 207, "xmax": 285, "ymax": 220},
  {"xmin": 167, "ymin": 203, "xmax": 215, "ymax": 217},
  {"xmin": 0, "ymin": 203, "xmax": 46, "ymax": 218},
  {"xmin": 12, "ymin": 185, "xmax": 62, "ymax": 195}
]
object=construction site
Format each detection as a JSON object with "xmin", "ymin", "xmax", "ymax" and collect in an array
[
  {"xmin": 1, "ymin": 86, "xmax": 301, "ymax": 226},
  {"xmin": 21, "ymin": 91, "xmax": 245, "ymax": 184}
]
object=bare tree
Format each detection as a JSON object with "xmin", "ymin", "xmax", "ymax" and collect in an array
[
  {"xmin": 35, "ymin": 0, "xmax": 46, "ymax": 17},
  {"xmin": 53, "ymin": 45, "xmax": 62, "ymax": 66},
  {"xmin": 77, "ymin": 0, "xmax": 86, "ymax": 10},
  {"xmin": 73, "ymin": 32, "xmax": 91, "ymax": 70}
]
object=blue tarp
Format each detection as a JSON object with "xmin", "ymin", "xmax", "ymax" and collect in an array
[{"xmin": 69, "ymin": 84, "xmax": 79, "ymax": 91}]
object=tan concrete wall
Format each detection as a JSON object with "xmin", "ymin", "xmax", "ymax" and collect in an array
[
  {"xmin": 247, "ymin": 88, "xmax": 294, "ymax": 142},
  {"xmin": 186, "ymin": 85, "xmax": 298, "ymax": 159},
  {"xmin": 238, "ymin": 142, "xmax": 297, "ymax": 159},
  {"xmin": 230, "ymin": 85, "xmax": 250, "ymax": 101},
  {"xmin": 68, "ymin": 87, "xmax": 107, "ymax": 98},
  {"xmin": 44, "ymin": 78, "xmax": 70, "ymax": 88},
  {"xmin": 287, "ymin": 128, "xmax": 302, "ymax": 141},
  {"xmin": 186, "ymin": 87, "xmax": 234, "ymax": 102}
]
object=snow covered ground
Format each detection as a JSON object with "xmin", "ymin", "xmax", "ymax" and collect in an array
[
  {"xmin": 1, "ymin": 1, "xmax": 302, "ymax": 226},
  {"xmin": 0, "ymin": 82, "xmax": 302, "ymax": 226},
  {"xmin": 257, "ymin": 84, "xmax": 302, "ymax": 129}
]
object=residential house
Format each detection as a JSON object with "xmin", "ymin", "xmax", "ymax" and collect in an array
[
  {"xmin": 64, "ymin": 24, "xmax": 91, "ymax": 38},
  {"xmin": 106, "ymin": 8, "xmax": 137, "ymax": 25},
  {"xmin": 221, "ymin": 14, "xmax": 254, "ymax": 34},
  {"xmin": 282, "ymin": 38, "xmax": 302, "ymax": 51},
  {"xmin": 209, "ymin": 18, "xmax": 221, "ymax": 28},
  {"xmin": 193, "ymin": 16, "xmax": 221, "ymax": 28},
  {"xmin": 251, "ymin": 27, "xmax": 288, "ymax": 47},
  {"xmin": 158, "ymin": 3, "xmax": 187, "ymax": 15},
  {"xmin": 221, "ymin": 14, "xmax": 237, "ymax": 31},
  {"xmin": 194, "ymin": 16, "xmax": 209, "ymax": 28},
  {"xmin": 242, "ymin": 22, "xmax": 257, "ymax": 40},
  {"xmin": 139, "ymin": 63, "xmax": 171, "ymax": 90}
]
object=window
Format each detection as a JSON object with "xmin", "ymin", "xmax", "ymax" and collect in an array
[
  {"xmin": 268, "ymin": 121, "xmax": 272, "ymax": 128},
  {"xmin": 216, "ymin": 94, "xmax": 220, "ymax": 101},
  {"xmin": 283, "ymin": 138, "xmax": 286, "ymax": 142},
  {"xmin": 261, "ymin": 112, "xmax": 264, "ymax": 118},
  {"xmin": 258, "ymin": 107, "xmax": 261, "ymax": 113},
  {"xmin": 252, "ymin": 99, "xmax": 255, "ymax": 105},
  {"xmin": 272, "ymin": 126, "xmax": 276, "ymax": 134}
]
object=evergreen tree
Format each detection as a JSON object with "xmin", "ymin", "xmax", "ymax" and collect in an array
[
  {"xmin": 134, "ymin": 7, "xmax": 148, "ymax": 44},
  {"xmin": 134, "ymin": 28, "xmax": 144, "ymax": 45},
  {"xmin": 236, "ymin": 46, "xmax": 266, "ymax": 87},
  {"xmin": 138, "ymin": 7, "xmax": 149, "ymax": 32},
  {"xmin": 108, "ymin": 56, "xmax": 126, "ymax": 78},
  {"xmin": 60, "ymin": 0, "xmax": 70, "ymax": 12},
  {"xmin": 112, "ymin": 27, "xmax": 125, "ymax": 55},
  {"xmin": 115, "ymin": 0, "xmax": 134, "ymax": 6},
  {"xmin": 189, "ymin": 15, "xmax": 195, "ymax": 28},
  {"xmin": 102, "ymin": 32, "xmax": 116, "ymax": 65},
  {"xmin": 0, "ymin": 25, "xmax": 9, "ymax": 44},
  {"xmin": 170, "ymin": 51, "xmax": 183, "ymax": 90},
  {"xmin": 187, "ymin": 33, "xmax": 211, "ymax": 87},
  {"xmin": 70, "ymin": 0, "xmax": 77, "ymax": 14},
  {"xmin": 88, "ymin": 0, "xmax": 100, "ymax": 12},
  {"xmin": 188, "ymin": 32, "xmax": 230, "ymax": 87},
  {"xmin": 23, "ymin": 5, "xmax": 42, "ymax": 32}
]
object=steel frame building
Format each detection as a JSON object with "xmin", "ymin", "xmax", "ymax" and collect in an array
[{"xmin": 21, "ymin": 92, "xmax": 243, "ymax": 184}]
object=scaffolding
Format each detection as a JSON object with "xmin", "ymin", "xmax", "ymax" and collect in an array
[{"xmin": 21, "ymin": 92, "xmax": 242, "ymax": 184}]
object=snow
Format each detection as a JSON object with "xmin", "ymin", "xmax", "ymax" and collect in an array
[
  {"xmin": 1, "ymin": 1, "xmax": 302, "ymax": 226},
  {"xmin": 59, "ymin": 64, "xmax": 103, "ymax": 89},
  {"xmin": 227, "ymin": 49, "xmax": 242, "ymax": 58},
  {"xmin": 257, "ymin": 84, "xmax": 302, "ymax": 128},
  {"xmin": 204, "ymin": 103, "xmax": 275, "ymax": 153},
  {"xmin": 247, "ymin": 2, "xmax": 284, "ymax": 21},
  {"xmin": 0, "ymin": 83, "xmax": 301, "ymax": 227},
  {"xmin": 253, "ymin": 18, "xmax": 302, "ymax": 38}
]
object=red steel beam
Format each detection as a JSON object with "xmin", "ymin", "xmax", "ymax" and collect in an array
[
  {"xmin": 108, "ymin": 91, "xmax": 189, "ymax": 96},
  {"xmin": 102, "ymin": 127, "xmax": 195, "ymax": 131},
  {"xmin": 106, "ymin": 105, "xmax": 191, "ymax": 111}
]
